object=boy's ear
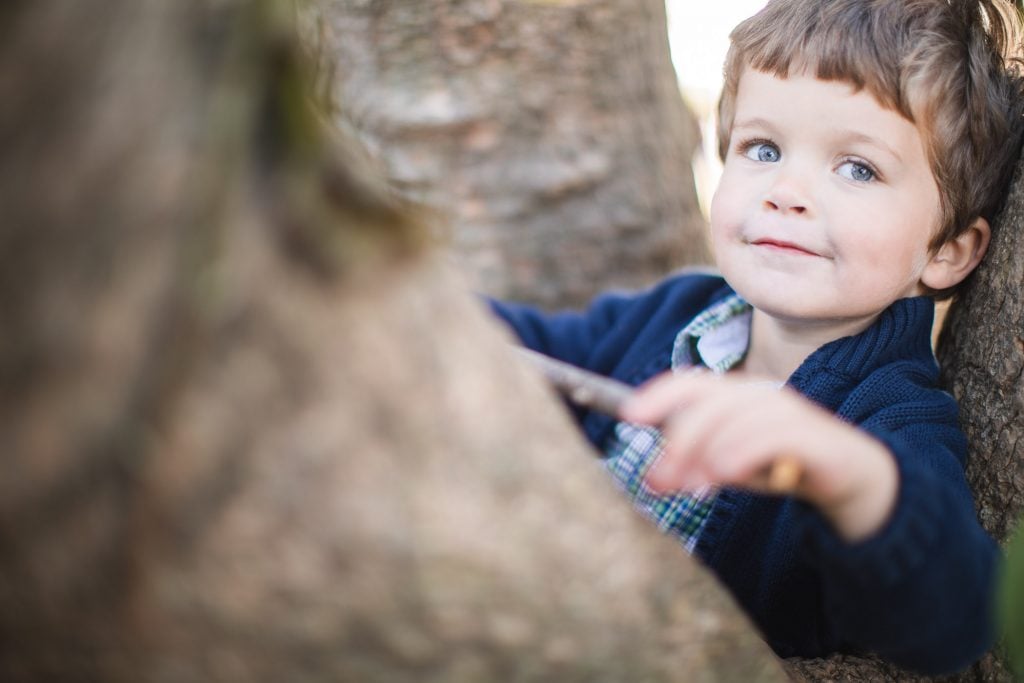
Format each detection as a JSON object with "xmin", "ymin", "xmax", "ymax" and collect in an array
[{"xmin": 920, "ymin": 217, "xmax": 991, "ymax": 291}]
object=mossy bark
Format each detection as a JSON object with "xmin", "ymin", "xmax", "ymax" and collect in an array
[{"xmin": 0, "ymin": 1, "xmax": 785, "ymax": 680}]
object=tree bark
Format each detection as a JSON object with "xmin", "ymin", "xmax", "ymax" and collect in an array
[
  {"xmin": 931, "ymin": 155, "xmax": 1024, "ymax": 683},
  {"xmin": 938, "ymin": 155, "xmax": 1024, "ymax": 547},
  {"xmin": 0, "ymin": 0, "xmax": 784, "ymax": 680},
  {"xmin": 305, "ymin": 0, "xmax": 710, "ymax": 308}
]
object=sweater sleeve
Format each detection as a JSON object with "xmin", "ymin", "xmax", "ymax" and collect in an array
[
  {"xmin": 488, "ymin": 290, "xmax": 642, "ymax": 369},
  {"xmin": 792, "ymin": 414, "xmax": 998, "ymax": 675},
  {"xmin": 488, "ymin": 271, "xmax": 728, "ymax": 375}
]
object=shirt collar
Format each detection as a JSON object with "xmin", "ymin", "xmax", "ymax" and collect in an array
[{"xmin": 671, "ymin": 293, "xmax": 752, "ymax": 373}]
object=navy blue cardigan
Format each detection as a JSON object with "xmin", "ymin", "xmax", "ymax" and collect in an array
[{"xmin": 491, "ymin": 272, "xmax": 997, "ymax": 675}]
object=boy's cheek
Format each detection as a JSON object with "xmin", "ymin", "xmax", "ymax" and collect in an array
[
  {"xmin": 709, "ymin": 166, "xmax": 751, "ymax": 231},
  {"xmin": 708, "ymin": 184, "xmax": 736, "ymax": 237}
]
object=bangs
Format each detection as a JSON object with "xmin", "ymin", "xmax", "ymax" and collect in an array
[{"xmin": 732, "ymin": 0, "xmax": 912, "ymax": 119}]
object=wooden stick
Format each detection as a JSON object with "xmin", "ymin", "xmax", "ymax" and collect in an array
[
  {"xmin": 767, "ymin": 456, "xmax": 802, "ymax": 493},
  {"xmin": 518, "ymin": 347, "xmax": 802, "ymax": 493},
  {"xmin": 517, "ymin": 347, "xmax": 633, "ymax": 417}
]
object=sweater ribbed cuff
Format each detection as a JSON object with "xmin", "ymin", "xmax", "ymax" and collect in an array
[{"xmin": 795, "ymin": 436, "xmax": 945, "ymax": 589}]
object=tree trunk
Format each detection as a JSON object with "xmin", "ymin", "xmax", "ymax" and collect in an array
[
  {"xmin": 305, "ymin": 0, "xmax": 710, "ymax": 309},
  {"xmin": 931, "ymin": 155, "xmax": 1024, "ymax": 683},
  {"xmin": 0, "ymin": 0, "xmax": 784, "ymax": 680},
  {"xmin": 938, "ymin": 156, "xmax": 1024, "ymax": 547}
]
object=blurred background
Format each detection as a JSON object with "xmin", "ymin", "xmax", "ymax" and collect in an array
[
  {"xmin": 321, "ymin": 0, "xmax": 769, "ymax": 310},
  {"xmin": 667, "ymin": 1, "xmax": 767, "ymax": 219}
]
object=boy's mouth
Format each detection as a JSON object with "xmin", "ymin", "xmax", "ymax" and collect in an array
[{"xmin": 749, "ymin": 238, "xmax": 822, "ymax": 257}]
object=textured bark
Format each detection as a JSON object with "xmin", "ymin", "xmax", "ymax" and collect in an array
[
  {"xmin": 932, "ymin": 155, "xmax": 1024, "ymax": 683},
  {"xmin": 305, "ymin": 0, "xmax": 710, "ymax": 308},
  {"xmin": 938, "ymin": 155, "xmax": 1024, "ymax": 547},
  {"xmin": 783, "ymin": 651, "xmax": 1013, "ymax": 683},
  {"xmin": 0, "ymin": 0, "xmax": 786, "ymax": 680}
]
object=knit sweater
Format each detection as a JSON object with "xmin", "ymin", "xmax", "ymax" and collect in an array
[{"xmin": 491, "ymin": 271, "xmax": 997, "ymax": 675}]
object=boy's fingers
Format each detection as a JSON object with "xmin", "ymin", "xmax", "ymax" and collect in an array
[
  {"xmin": 698, "ymin": 422, "xmax": 758, "ymax": 479},
  {"xmin": 621, "ymin": 370, "xmax": 715, "ymax": 423},
  {"xmin": 655, "ymin": 394, "xmax": 806, "ymax": 494},
  {"xmin": 643, "ymin": 389, "xmax": 736, "ymax": 492},
  {"xmin": 705, "ymin": 405, "xmax": 810, "ymax": 493},
  {"xmin": 629, "ymin": 373, "xmax": 810, "ymax": 495}
]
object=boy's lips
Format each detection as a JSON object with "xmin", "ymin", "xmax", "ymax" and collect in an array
[{"xmin": 749, "ymin": 237, "xmax": 824, "ymax": 257}]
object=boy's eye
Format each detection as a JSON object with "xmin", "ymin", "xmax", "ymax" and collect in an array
[
  {"xmin": 837, "ymin": 160, "xmax": 876, "ymax": 182},
  {"xmin": 743, "ymin": 142, "xmax": 781, "ymax": 163}
]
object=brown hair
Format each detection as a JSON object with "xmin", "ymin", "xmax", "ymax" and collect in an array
[{"xmin": 717, "ymin": 0, "xmax": 1024, "ymax": 296}]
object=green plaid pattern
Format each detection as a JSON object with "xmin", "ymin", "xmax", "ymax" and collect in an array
[
  {"xmin": 604, "ymin": 293, "xmax": 751, "ymax": 552},
  {"xmin": 672, "ymin": 293, "xmax": 752, "ymax": 373}
]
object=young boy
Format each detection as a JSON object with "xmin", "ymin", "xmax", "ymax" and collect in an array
[{"xmin": 492, "ymin": 0, "xmax": 1024, "ymax": 675}]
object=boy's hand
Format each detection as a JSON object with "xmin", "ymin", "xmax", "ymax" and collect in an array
[{"xmin": 620, "ymin": 371, "xmax": 899, "ymax": 543}]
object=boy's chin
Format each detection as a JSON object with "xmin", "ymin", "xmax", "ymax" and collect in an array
[
  {"xmin": 720, "ymin": 274, "xmax": 863, "ymax": 324},
  {"xmin": 721, "ymin": 268, "xmax": 847, "ymax": 320},
  {"xmin": 741, "ymin": 292, "xmax": 896, "ymax": 333}
]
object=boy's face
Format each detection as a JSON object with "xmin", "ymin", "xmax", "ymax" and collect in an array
[{"xmin": 711, "ymin": 68, "xmax": 942, "ymax": 326}]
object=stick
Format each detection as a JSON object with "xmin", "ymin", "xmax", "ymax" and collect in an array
[
  {"xmin": 517, "ymin": 347, "xmax": 634, "ymax": 417},
  {"xmin": 767, "ymin": 456, "xmax": 802, "ymax": 493},
  {"xmin": 517, "ymin": 347, "xmax": 802, "ymax": 493}
]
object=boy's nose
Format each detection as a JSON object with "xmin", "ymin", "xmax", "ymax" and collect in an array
[{"xmin": 763, "ymin": 177, "xmax": 810, "ymax": 215}]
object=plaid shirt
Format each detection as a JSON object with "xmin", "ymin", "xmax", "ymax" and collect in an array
[{"xmin": 604, "ymin": 294, "xmax": 751, "ymax": 552}]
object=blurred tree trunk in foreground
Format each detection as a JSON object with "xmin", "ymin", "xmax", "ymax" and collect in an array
[
  {"xmin": 0, "ymin": 0, "xmax": 783, "ymax": 680},
  {"xmin": 303, "ymin": 0, "xmax": 709, "ymax": 308}
]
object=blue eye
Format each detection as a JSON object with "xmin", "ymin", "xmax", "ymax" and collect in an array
[
  {"xmin": 744, "ymin": 142, "xmax": 781, "ymax": 163},
  {"xmin": 838, "ymin": 160, "xmax": 876, "ymax": 182}
]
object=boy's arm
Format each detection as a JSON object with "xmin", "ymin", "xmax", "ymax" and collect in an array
[
  {"xmin": 488, "ymin": 293, "xmax": 634, "ymax": 369},
  {"xmin": 795, "ymin": 427, "xmax": 997, "ymax": 675},
  {"xmin": 622, "ymin": 372, "xmax": 997, "ymax": 674},
  {"xmin": 488, "ymin": 271, "xmax": 724, "ymax": 371},
  {"xmin": 622, "ymin": 372, "xmax": 899, "ymax": 542}
]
